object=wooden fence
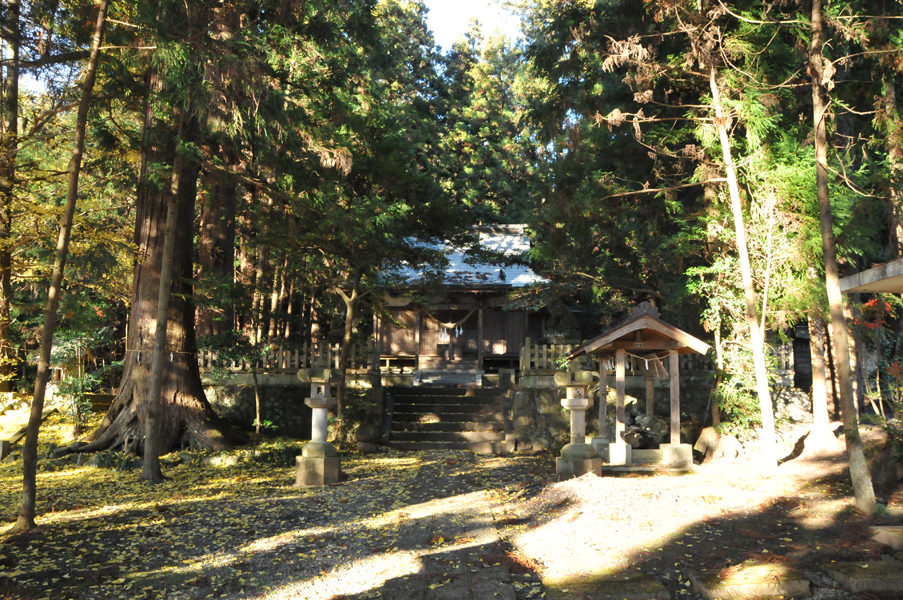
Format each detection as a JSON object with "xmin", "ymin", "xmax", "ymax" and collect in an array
[
  {"xmin": 197, "ymin": 341, "xmax": 375, "ymax": 373},
  {"xmin": 519, "ymin": 338, "xmax": 596, "ymax": 372}
]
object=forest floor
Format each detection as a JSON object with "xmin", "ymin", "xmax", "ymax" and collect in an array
[{"xmin": 0, "ymin": 413, "xmax": 900, "ymax": 600}]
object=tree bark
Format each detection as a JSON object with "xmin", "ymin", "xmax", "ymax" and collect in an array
[
  {"xmin": 140, "ymin": 114, "xmax": 188, "ymax": 484},
  {"xmin": 803, "ymin": 318, "xmax": 842, "ymax": 455},
  {"xmin": 12, "ymin": 0, "xmax": 109, "ymax": 532},
  {"xmin": 709, "ymin": 64, "xmax": 777, "ymax": 468},
  {"xmin": 334, "ymin": 272, "xmax": 363, "ymax": 429},
  {"xmin": 809, "ymin": 0, "xmax": 876, "ymax": 513},
  {"xmin": 0, "ymin": 0, "xmax": 20, "ymax": 393},
  {"xmin": 76, "ymin": 74, "xmax": 240, "ymax": 458}
]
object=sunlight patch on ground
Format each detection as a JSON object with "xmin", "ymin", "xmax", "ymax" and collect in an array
[{"xmin": 267, "ymin": 549, "xmax": 422, "ymax": 599}]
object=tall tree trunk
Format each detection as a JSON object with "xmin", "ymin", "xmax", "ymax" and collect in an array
[
  {"xmin": 267, "ymin": 262, "xmax": 282, "ymax": 340},
  {"xmin": 141, "ymin": 114, "xmax": 188, "ymax": 484},
  {"xmin": 810, "ymin": 0, "xmax": 876, "ymax": 513},
  {"xmin": 334, "ymin": 273, "xmax": 362, "ymax": 430},
  {"xmin": 12, "ymin": 0, "xmax": 109, "ymax": 532},
  {"xmin": 804, "ymin": 318, "xmax": 841, "ymax": 455},
  {"xmin": 75, "ymin": 74, "xmax": 240, "ymax": 458},
  {"xmin": 0, "ymin": 0, "xmax": 20, "ymax": 393},
  {"xmin": 709, "ymin": 64, "xmax": 777, "ymax": 468}
]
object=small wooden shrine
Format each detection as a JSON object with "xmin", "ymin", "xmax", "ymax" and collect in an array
[{"xmin": 567, "ymin": 302, "xmax": 710, "ymax": 467}]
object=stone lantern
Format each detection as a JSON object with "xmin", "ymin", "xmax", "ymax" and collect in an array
[
  {"xmin": 295, "ymin": 367, "xmax": 340, "ymax": 486},
  {"xmin": 555, "ymin": 369, "xmax": 602, "ymax": 479}
]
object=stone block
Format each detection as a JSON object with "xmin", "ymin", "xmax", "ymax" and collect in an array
[
  {"xmin": 825, "ymin": 560, "xmax": 903, "ymax": 593},
  {"xmin": 591, "ymin": 437, "xmax": 609, "ymax": 461},
  {"xmin": 295, "ymin": 455, "xmax": 340, "ymax": 487},
  {"xmin": 872, "ymin": 526, "xmax": 903, "ymax": 551},
  {"xmin": 659, "ymin": 443, "xmax": 693, "ymax": 468},
  {"xmin": 556, "ymin": 457, "xmax": 601, "ymax": 479},
  {"xmin": 608, "ymin": 442, "xmax": 632, "ymax": 466},
  {"xmin": 690, "ymin": 563, "xmax": 810, "ymax": 599},
  {"xmin": 631, "ymin": 449, "xmax": 664, "ymax": 464}
]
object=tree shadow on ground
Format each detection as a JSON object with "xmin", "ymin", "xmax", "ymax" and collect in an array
[
  {"xmin": 0, "ymin": 449, "xmax": 553, "ymax": 599},
  {"xmin": 0, "ymin": 448, "xmax": 899, "ymax": 600}
]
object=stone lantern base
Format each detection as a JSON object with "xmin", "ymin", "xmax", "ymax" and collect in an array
[
  {"xmin": 659, "ymin": 443, "xmax": 693, "ymax": 468},
  {"xmin": 556, "ymin": 443, "xmax": 602, "ymax": 479},
  {"xmin": 295, "ymin": 441, "xmax": 340, "ymax": 487}
]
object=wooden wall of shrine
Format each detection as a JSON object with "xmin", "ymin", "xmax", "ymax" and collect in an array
[{"xmin": 377, "ymin": 305, "xmax": 544, "ymax": 367}]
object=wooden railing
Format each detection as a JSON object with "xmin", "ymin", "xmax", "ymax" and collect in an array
[
  {"xmin": 519, "ymin": 338, "xmax": 595, "ymax": 372},
  {"xmin": 198, "ymin": 341, "xmax": 375, "ymax": 373}
]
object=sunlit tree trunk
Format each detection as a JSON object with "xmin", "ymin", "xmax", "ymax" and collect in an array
[
  {"xmin": 810, "ymin": 0, "xmax": 875, "ymax": 513},
  {"xmin": 709, "ymin": 64, "xmax": 777, "ymax": 468},
  {"xmin": 334, "ymin": 271, "xmax": 363, "ymax": 432},
  {"xmin": 12, "ymin": 0, "xmax": 109, "ymax": 532}
]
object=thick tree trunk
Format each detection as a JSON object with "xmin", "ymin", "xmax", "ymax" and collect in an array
[
  {"xmin": 12, "ymin": 0, "xmax": 109, "ymax": 532},
  {"xmin": 141, "ymin": 114, "xmax": 188, "ymax": 484},
  {"xmin": 709, "ymin": 64, "xmax": 777, "ymax": 468},
  {"xmin": 810, "ymin": 0, "xmax": 876, "ymax": 513},
  {"xmin": 0, "ymin": 0, "xmax": 20, "ymax": 393},
  {"xmin": 78, "ymin": 77, "xmax": 239, "ymax": 458}
]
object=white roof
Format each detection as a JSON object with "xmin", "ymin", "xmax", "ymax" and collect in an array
[{"xmin": 402, "ymin": 225, "xmax": 545, "ymax": 289}]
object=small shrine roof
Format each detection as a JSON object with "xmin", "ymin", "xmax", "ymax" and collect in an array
[{"xmin": 568, "ymin": 302, "xmax": 710, "ymax": 358}]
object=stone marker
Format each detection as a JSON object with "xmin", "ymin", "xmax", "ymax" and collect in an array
[
  {"xmin": 689, "ymin": 562, "xmax": 810, "ymax": 600},
  {"xmin": 555, "ymin": 370, "xmax": 602, "ymax": 479},
  {"xmin": 295, "ymin": 367, "xmax": 340, "ymax": 487},
  {"xmin": 824, "ymin": 560, "xmax": 903, "ymax": 594}
]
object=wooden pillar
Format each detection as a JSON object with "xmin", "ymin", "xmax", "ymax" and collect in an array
[
  {"xmin": 669, "ymin": 350, "xmax": 680, "ymax": 445},
  {"xmin": 415, "ymin": 307, "xmax": 421, "ymax": 371},
  {"xmin": 371, "ymin": 314, "xmax": 380, "ymax": 375},
  {"xmin": 645, "ymin": 377, "xmax": 654, "ymax": 416},
  {"xmin": 599, "ymin": 358, "xmax": 608, "ymax": 437},
  {"xmin": 477, "ymin": 306, "xmax": 484, "ymax": 368},
  {"xmin": 616, "ymin": 348, "xmax": 626, "ymax": 441}
]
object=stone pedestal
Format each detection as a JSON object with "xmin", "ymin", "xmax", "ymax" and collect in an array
[
  {"xmin": 296, "ymin": 441, "xmax": 340, "ymax": 487},
  {"xmin": 608, "ymin": 442, "xmax": 632, "ymax": 466},
  {"xmin": 659, "ymin": 443, "xmax": 693, "ymax": 468},
  {"xmin": 557, "ymin": 442, "xmax": 601, "ymax": 478}
]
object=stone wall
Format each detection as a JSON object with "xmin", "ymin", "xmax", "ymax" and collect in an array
[
  {"xmin": 204, "ymin": 375, "xmax": 383, "ymax": 440},
  {"xmin": 205, "ymin": 385, "xmax": 312, "ymax": 438}
]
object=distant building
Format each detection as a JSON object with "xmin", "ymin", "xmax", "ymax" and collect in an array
[{"xmin": 377, "ymin": 225, "xmax": 549, "ymax": 384}]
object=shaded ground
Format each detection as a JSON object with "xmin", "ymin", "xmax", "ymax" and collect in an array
[{"xmin": 0, "ymin": 414, "xmax": 900, "ymax": 599}]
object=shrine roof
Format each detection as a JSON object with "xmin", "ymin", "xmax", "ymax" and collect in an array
[
  {"xmin": 568, "ymin": 303, "xmax": 710, "ymax": 358},
  {"xmin": 399, "ymin": 225, "xmax": 545, "ymax": 289}
]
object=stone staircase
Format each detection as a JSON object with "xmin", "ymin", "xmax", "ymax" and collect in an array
[{"xmin": 388, "ymin": 387, "xmax": 508, "ymax": 453}]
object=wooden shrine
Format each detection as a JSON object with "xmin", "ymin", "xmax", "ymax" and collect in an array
[{"xmin": 567, "ymin": 302, "xmax": 710, "ymax": 467}]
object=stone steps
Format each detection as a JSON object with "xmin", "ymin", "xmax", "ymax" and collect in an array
[
  {"xmin": 389, "ymin": 386, "xmax": 506, "ymax": 453},
  {"xmin": 391, "ymin": 430, "xmax": 504, "ymax": 443},
  {"xmin": 393, "ymin": 421, "xmax": 502, "ymax": 432}
]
